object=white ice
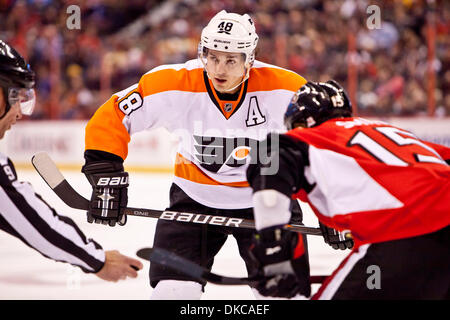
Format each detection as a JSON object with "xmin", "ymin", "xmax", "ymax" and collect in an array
[{"xmin": 0, "ymin": 169, "xmax": 348, "ymax": 300}]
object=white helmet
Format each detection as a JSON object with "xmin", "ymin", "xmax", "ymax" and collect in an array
[{"xmin": 199, "ymin": 10, "xmax": 259, "ymax": 66}]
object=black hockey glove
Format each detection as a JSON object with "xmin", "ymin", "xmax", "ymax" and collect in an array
[
  {"xmin": 82, "ymin": 161, "xmax": 128, "ymax": 227},
  {"xmin": 319, "ymin": 222, "xmax": 354, "ymax": 250},
  {"xmin": 249, "ymin": 227, "xmax": 311, "ymax": 298}
]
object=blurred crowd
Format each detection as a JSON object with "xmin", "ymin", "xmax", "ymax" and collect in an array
[{"xmin": 0, "ymin": 0, "xmax": 449, "ymax": 119}]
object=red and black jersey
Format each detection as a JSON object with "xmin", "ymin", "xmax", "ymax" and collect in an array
[{"xmin": 247, "ymin": 117, "xmax": 450, "ymax": 247}]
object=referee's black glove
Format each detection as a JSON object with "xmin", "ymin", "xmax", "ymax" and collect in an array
[
  {"xmin": 319, "ymin": 222, "xmax": 353, "ymax": 250},
  {"xmin": 82, "ymin": 161, "xmax": 128, "ymax": 227}
]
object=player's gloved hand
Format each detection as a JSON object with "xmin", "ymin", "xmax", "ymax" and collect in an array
[
  {"xmin": 249, "ymin": 226, "xmax": 310, "ymax": 298},
  {"xmin": 319, "ymin": 222, "xmax": 354, "ymax": 250},
  {"xmin": 82, "ymin": 161, "xmax": 128, "ymax": 227}
]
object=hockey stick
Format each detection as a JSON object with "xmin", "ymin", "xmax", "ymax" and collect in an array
[
  {"xmin": 31, "ymin": 152, "xmax": 322, "ymax": 236},
  {"xmin": 136, "ymin": 247, "xmax": 328, "ymax": 285}
]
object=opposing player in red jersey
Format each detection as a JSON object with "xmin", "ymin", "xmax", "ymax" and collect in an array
[{"xmin": 246, "ymin": 80, "xmax": 450, "ymax": 299}]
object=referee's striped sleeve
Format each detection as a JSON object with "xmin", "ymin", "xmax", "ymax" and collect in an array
[{"xmin": 0, "ymin": 156, "xmax": 105, "ymax": 273}]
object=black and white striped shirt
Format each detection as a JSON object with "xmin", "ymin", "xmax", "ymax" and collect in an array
[{"xmin": 0, "ymin": 153, "xmax": 105, "ymax": 273}]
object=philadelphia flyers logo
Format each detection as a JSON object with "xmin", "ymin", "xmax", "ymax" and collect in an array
[{"xmin": 193, "ymin": 135, "xmax": 259, "ymax": 173}]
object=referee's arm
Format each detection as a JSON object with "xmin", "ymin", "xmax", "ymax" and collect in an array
[{"xmin": 0, "ymin": 155, "xmax": 105, "ymax": 273}]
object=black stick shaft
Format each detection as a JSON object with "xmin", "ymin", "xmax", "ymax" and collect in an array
[{"xmin": 124, "ymin": 207, "xmax": 322, "ymax": 235}]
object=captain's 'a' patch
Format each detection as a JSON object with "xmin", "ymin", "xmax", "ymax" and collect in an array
[{"xmin": 246, "ymin": 96, "xmax": 266, "ymax": 127}]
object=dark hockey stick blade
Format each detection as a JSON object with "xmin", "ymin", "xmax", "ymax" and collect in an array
[
  {"xmin": 32, "ymin": 152, "xmax": 89, "ymax": 210},
  {"xmin": 136, "ymin": 247, "xmax": 260, "ymax": 285},
  {"xmin": 136, "ymin": 248, "xmax": 327, "ymax": 285}
]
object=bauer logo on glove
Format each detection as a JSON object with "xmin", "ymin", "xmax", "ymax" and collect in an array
[{"xmin": 97, "ymin": 176, "xmax": 129, "ymax": 186}]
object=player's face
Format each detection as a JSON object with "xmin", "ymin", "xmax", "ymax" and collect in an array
[
  {"xmin": 0, "ymin": 89, "xmax": 22, "ymax": 139},
  {"xmin": 205, "ymin": 50, "xmax": 246, "ymax": 93}
]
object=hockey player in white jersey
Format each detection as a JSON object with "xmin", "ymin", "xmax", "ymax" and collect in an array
[{"xmin": 82, "ymin": 11, "xmax": 353, "ymax": 299}]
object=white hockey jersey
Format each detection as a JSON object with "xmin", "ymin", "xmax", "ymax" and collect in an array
[{"xmin": 85, "ymin": 59, "xmax": 306, "ymax": 209}]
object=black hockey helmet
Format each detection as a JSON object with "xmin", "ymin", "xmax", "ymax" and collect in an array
[
  {"xmin": 0, "ymin": 40, "xmax": 36, "ymax": 118},
  {"xmin": 0, "ymin": 40, "xmax": 35, "ymax": 89},
  {"xmin": 284, "ymin": 80, "xmax": 352, "ymax": 130}
]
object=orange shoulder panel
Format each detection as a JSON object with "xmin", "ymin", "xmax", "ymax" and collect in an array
[
  {"xmin": 85, "ymin": 95, "xmax": 130, "ymax": 160},
  {"xmin": 139, "ymin": 67, "xmax": 206, "ymax": 96},
  {"xmin": 85, "ymin": 66, "xmax": 206, "ymax": 160},
  {"xmin": 247, "ymin": 67, "xmax": 307, "ymax": 92}
]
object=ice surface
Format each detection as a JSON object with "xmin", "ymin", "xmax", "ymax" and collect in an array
[{"xmin": 0, "ymin": 169, "xmax": 348, "ymax": 300}]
